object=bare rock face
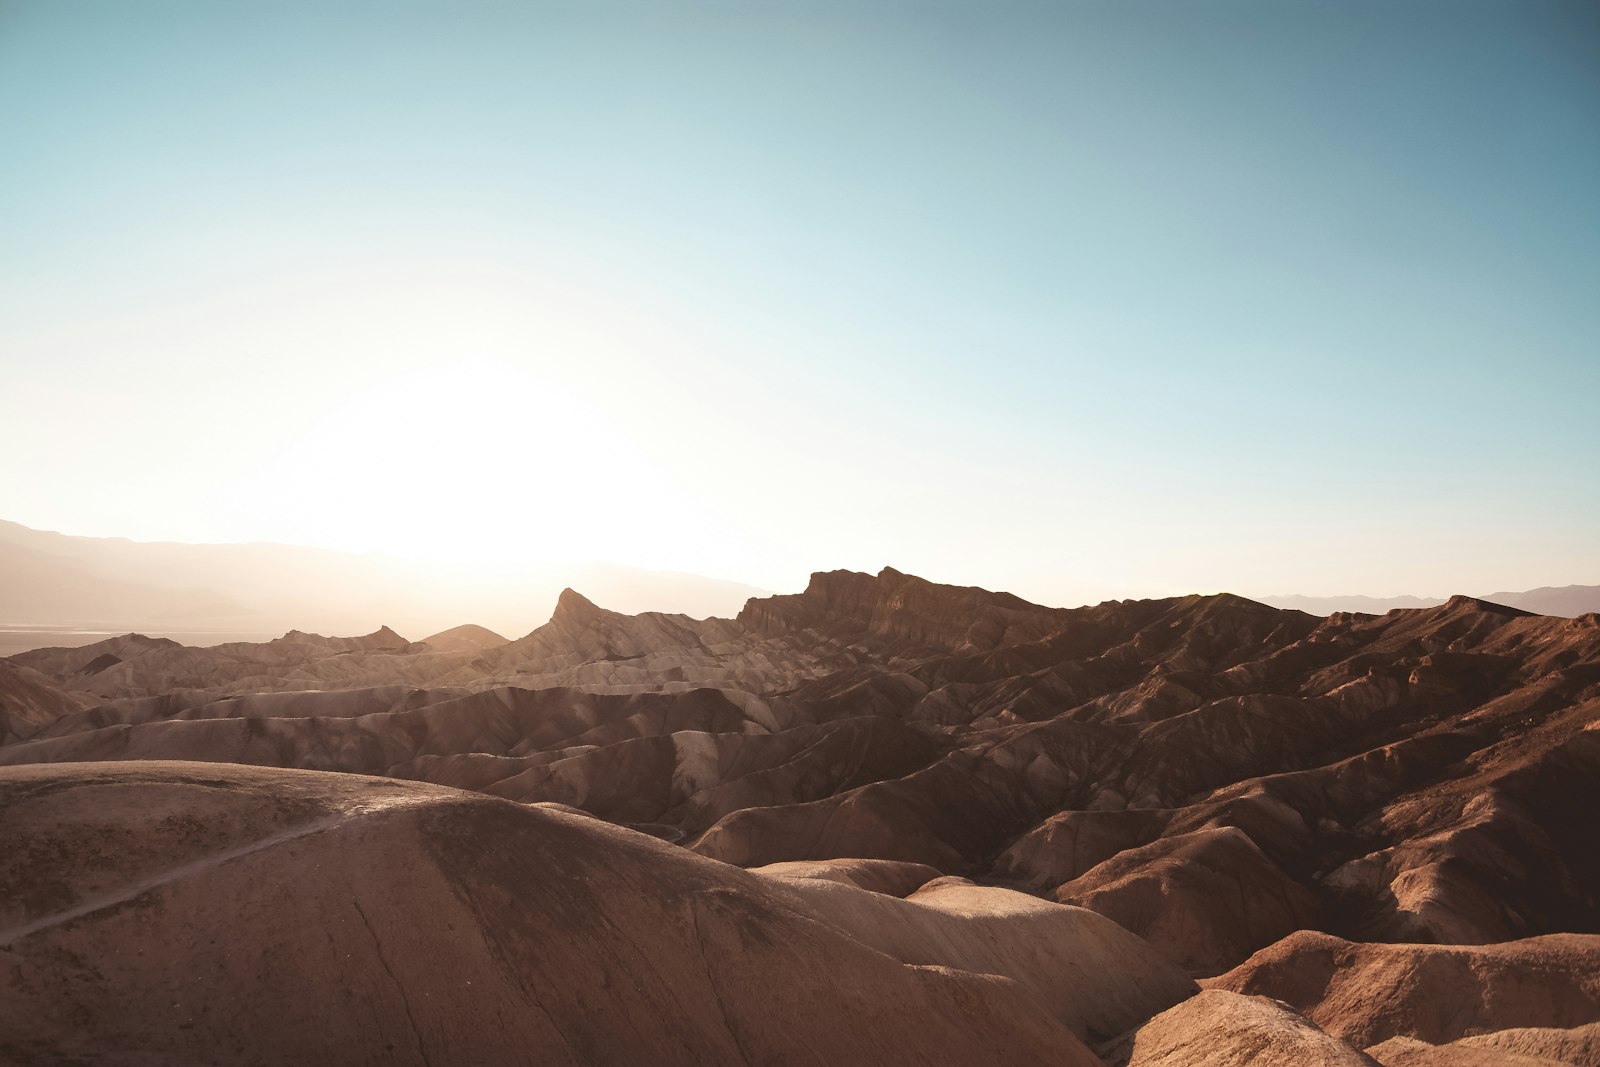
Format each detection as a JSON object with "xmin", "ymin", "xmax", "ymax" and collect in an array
[
  {"xmin": 1103, "ymin": 989, "xmax": 1380, "ymax": 1067},
  {"xmin": 0, "ymin": 761, "xmax": 1107, "ymax": 1067},
  {"xmin": 737, "ymin": 566, "xmax": 1068, "ymax": 653}
]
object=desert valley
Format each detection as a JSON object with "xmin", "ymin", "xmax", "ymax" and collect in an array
[{"xmin": 2, "ymin": 565, "xmax": 1598, "ymax": 1065}]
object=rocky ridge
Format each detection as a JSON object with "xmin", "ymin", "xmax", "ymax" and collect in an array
[{"xmin": 4, "ymin": 567, "xmax": 1598, "ymax": 1065}]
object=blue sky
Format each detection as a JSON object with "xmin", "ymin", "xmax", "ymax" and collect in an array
[{"xmin": 1, "ymin": 0, "xmax": 1596, "ymax": 604}]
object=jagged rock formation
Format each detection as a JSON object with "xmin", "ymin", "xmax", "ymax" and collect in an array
[{"xmin": 4, "ymin": 567, "xmax": 1599, "ymax": 1063}]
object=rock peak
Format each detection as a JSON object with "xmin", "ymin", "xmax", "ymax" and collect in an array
[
  {"xmin": 553, "ymin": 587, "xmax": 602, "ymax": 622},
  {"xmin": 1442, "ymin": 594, "xmax": 1531, "ymax": 617}
]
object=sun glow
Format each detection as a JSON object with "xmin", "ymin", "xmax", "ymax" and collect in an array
[
  {"xmin": 202, "ymin": 258, "xmax": 727, "ymax": 569},
  {"xmin": 224, "ymin": 357, "xmax": 705, "ymax": 565}
]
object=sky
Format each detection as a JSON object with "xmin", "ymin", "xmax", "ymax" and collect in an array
[{"xmin": 1, "ymin": 0, "xmax": 1596, "ymax": 607}]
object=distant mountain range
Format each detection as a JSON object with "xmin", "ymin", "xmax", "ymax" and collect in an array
[
  {"xmin": 1259, "ymin": 585, "xmax": 1600, "ymax": 618},
  {"xmin": 4, "ymin": 517, "xmax": 1593, "ymax": 650},
  {"xmin": 0, "ymin": 519, "xmax": 767, "ymax": 638}
]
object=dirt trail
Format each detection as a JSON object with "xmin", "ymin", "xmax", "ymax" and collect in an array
[{"xmin": 0, "ymin": 793, "xmax": 444, "ymax": 946}]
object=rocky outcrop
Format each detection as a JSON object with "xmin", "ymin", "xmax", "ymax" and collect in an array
[{"xmin": 737, "ymin": 566, "xmax": 1067, "ymax": 653}]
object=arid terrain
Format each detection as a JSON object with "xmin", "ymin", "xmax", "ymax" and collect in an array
[{"xmin": 3, "ymin": 566, "xmax": 1598, "ymax": 1066}]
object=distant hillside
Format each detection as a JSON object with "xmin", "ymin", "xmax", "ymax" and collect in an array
[
  {"xmin": 1261, "ymin": 584, "xmax": 1600, "ymax": 618},
  {"xmin": 0, "ymin": 519, "xmax": 767, "ymax": 638},
  {"xmin": 420, "ymin": 624, "xmax": 509, "ymax": 652}
]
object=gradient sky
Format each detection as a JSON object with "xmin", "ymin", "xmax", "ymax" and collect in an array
[{"xmin": 2, "ymin": 0, "xmax": 1596, "ymax": 606}]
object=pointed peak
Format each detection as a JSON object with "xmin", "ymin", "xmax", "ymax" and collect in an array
[{"xmin": 553, "ymin": 587, "xmax": 602, "ymax": 622}]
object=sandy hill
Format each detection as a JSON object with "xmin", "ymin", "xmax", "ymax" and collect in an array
[{"xmin": 419, "ymin": 623, "xmax": 509, "ymax": 652}]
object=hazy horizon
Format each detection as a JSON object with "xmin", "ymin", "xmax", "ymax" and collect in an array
[
  {"xmin": 2, "ymin": 516, "xmax": 1594, "ymax": 632},
  {"xmin": 4, "ymin": 1, "xmax": 1596, "ymax": 608}
]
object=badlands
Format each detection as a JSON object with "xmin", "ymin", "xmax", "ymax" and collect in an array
[{"xmin": 3, "ymin": 566, "xmax": 1598, "ymax": 1065}]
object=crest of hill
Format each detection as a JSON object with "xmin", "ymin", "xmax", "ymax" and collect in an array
[
  {"xmin": 1263, "ymin": 584, "xmax": 1600, "ymax": 619},
  {"xmin": 419, "ymin": 623, "xmax": 508, "ymax": 652},
  {"xmin": 0, "ymin": 661, "xmax": 94, "ymax": 744},
  {"xmin": 8, "ymin": 633, "xmax": 181, "ymax": 679},
  {"xmin": 737, "ymin": 565, "xmax": 1069, "ymax": 652},
  {"xmin": 273, "ymin": 625, "xmax": 413, "ymax": 652}
]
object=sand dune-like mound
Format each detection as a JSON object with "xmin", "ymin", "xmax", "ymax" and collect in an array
[
  {"xmin": 1363, "ymin": 1033, "xmax": 1577, "ymax": 1066},
  {"xmin": 1054, "ymin": 825, "xmax": 1320, "ymax": 975},
  {"xmin": 1209, "ymin": 930, "xmax": 1600, "ymax": 1047},
  {"xmin": 763, "ymin": 874, "xmax": 1198, "ymax": 1043},
  {"xmin": 753, "ymin": 856, "xmax": 942, "ymax": 896},
  {"xmin": 0, "ymin": 761, "xmax": 1111, "ymax": 1067},
  {"xmin": 1103, "ymin": 989, "xmax": 1379, "ymax": 1066},
  {"xmin": 1449, "ymin": 1022, "xmax": 1600, "ymax": 1066},
  {"xmin": 419, "ymin": 622, "xmax": 509, "ymax": 651}
]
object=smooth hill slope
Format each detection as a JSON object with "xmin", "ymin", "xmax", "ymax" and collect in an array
[
  {"xmin": 419, "ymin": 623, "xmax": 508, "ymax": 651},
  {"xmin": 0, "ymin": 761, "xmax": 1124, "ymax": 1067}
]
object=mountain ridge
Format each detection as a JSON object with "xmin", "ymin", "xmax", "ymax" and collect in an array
[{"xmin": 3, "ymin": 564, "xmax": 1597, "ymax": 1065}]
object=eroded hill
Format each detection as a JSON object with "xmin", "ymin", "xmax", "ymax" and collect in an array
[{"xmin": 4, "ymin": 567, "xmax": 1598, "ymax": 1065}]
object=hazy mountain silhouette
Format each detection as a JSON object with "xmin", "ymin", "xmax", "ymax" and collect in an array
[
  {"xmin": 1262, "ymin": 584, "xmax": 1600, "ymax": 618},
  {"xmin": 0, "ymin": 519, "xmax": 767, "ymax": 639}
]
